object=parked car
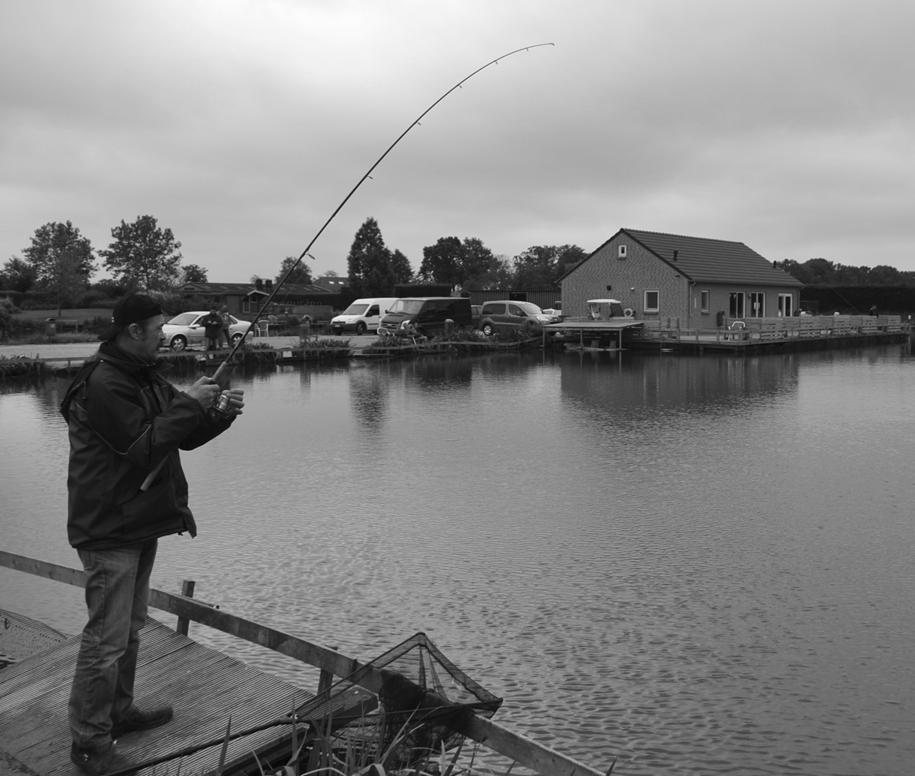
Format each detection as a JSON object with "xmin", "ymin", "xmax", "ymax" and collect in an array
[
  {"xmin": 160, "ymin": 311, "xmax": 252, "ymax": 351},
  {"xmin": 477, "ymin": 301, "xmax": 560, "ymax": 336},
  {"xmin": 330, "ymin": 297, "xmax": 398, "ymax": 335},
  {"xmin": 378, "ymin": 297, "xmax": 472, "ymax": 337}
]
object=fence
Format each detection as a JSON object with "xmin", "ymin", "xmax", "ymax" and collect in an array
[{"xmin": 634, "ymin": 314, "xmax": 904, "ymax": 344}]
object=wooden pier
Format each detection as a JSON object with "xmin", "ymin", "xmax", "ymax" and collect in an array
[
  {"xmin": 0, "ymin": 551, "xmax": 607, "ymax": 776},
  {"xmin": 545, "ymin": 314, "xmax": 908, "ymax": 354},
  {"xmin": 0, "ymin": 617, "xmax": 331, "ymax": 775}
]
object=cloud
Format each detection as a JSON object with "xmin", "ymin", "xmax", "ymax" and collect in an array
[{"xmin": 1, "ymin": 0, "xmax": 914, "ymax": 282}]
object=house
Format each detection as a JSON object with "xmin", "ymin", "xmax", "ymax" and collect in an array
[
  {"xmin": 560, "ymin": 229, "xmax": 804, "ymax": 325},
  {"xmin": 313, "ymin": 275, "xmax": 348, "ymax": 293},
  {"xmin": 177, "ymin": 281, "xmax": 338, "ymax": 321}
]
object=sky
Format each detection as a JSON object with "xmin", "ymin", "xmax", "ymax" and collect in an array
[{"xmin": 2, "ymin": 0, "xmax": 914, "ymax": 284}]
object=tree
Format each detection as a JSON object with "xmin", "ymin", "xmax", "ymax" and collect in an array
[
  {"xmin": 510, "ymin": 244, "xmax": 586, "ymax": 288},
  {"xmin": 276, "ymin": 256, "xmax": 313, "ymax": 286},
  {"xmin": 0, "ymin": 257, "xmax": 38, "ymax": 292},
  {"xmin": 91, "ymin": 278, "xmax": 128, "ymax": 299},
  {"xmin": 555, "ymin": 244, "xmax": 587, "ymax": 277},
  {"xmin": 101, "ymin": 215, "xmax": 182, "ymax": 292},
  {"xmin": 0, "ymin": 298, "xmax": 14, "ymax": 340},
  {"xmin": 21, "ymin": 221, "xmax": 97, "ymax": 314},
  {"xmin": 181, "ymin": 264, "xmax": 208, "ymax": 284},
  {"xmin": 389, "ymin": 249, "xmax": 414, "ymax": 286},
  {"xmin": 460, "ymin": 238, "xmax": 509, "ymax": 289},
  {"xmin": 418, "ymin": 236, "xmax": 502, "ymax": 289},
  {"xmin": 866, "ymin": 264, "xmax": 903, "ymax": 285},
  {"xmin": 347, "ymin": 217, "xmax": 406, "ymax": 296}
]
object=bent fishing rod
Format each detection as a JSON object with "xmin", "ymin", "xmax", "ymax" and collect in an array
[
  {"xmin": 141, "ymin": 42, "xmax": 553, "ymax": 491},
  {"xmin": 213, "ymin": 41, "xmax": 553, "ymax": 381}
]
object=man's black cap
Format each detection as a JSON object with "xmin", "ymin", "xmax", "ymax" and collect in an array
[{"xmin": 100, "ymin": 293, "xmax": 163, "ymax": 340}]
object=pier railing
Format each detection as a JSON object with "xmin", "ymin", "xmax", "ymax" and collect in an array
[
  {"xmin": 0, "ymin": 549, "xmax": 606, "ymax": 776},
  {"xmin": 633, "ymin": 314, "xmax": 904, "ymax": 345}
]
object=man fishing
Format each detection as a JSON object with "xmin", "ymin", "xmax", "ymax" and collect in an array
[{"xmin": 60, "ymin": 293, "xmax": 245, "ymax": 775}]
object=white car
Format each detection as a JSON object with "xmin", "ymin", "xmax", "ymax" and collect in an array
[{"xmin": 160, "ymin": 311, "xmax": 252, "ymax": 351}]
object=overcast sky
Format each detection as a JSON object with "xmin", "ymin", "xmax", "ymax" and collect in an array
[{"xmin": 2, "ymin": 0, "xmax": 913, "ymax": 283}]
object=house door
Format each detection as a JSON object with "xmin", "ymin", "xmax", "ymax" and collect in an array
[
  {"xmin": 729, "ymin": 292, "xmax": 745, "ymax": 318},
  {"xmin": 778, "ymin": 294, "xmax": 793, "ymax": 317},
  {"xmin": 749, "ymin": 292, "xmax": 765, "ymax": 318}
]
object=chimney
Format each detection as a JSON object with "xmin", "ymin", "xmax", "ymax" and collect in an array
[
  {"xmin": 255, "ymin": 278, "xmax": 263, "ymax": 290},
  {"xmin": 265, "ymin": 279, "xmax": 273, "ymax": 290}
]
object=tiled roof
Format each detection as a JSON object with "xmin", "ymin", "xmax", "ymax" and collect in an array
[
  {"xmin": 621, "ymin": 229, "xmax": 804, "ymax": 287},
  {"xmin": 313, "ymin": 276, "xmax": 348, "ymax": 291}
]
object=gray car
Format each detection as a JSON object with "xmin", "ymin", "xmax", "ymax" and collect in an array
[{"xmin": 478, "ymin": 301, "xmax": 559, "ymax": 336}]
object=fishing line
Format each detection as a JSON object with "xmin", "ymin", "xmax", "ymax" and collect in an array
[
  {"xmin": 211, "ymin": 41, "xmax": 554, "ymax": 382},
  {"xmin": 141, "ymin": 42, "xmax": 553, "ymax": 491}
]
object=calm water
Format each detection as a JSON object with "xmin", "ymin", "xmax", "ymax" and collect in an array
[{"xmin": 2, "ymin": 345, "xmax": 914, "ymax": 775}]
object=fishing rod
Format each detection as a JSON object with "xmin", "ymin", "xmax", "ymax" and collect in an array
[
  {"xmin": 211, "ymin": 41, "xmax": 554, "ymax": 384},
  {"xmin": 141, "ymin": 42, "xmax": 554, "ymax": 491}
]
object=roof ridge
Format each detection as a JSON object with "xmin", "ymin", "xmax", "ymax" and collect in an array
[{"xmin": 624, "ymin": 228, "xmax": 745, "ymax": 246}]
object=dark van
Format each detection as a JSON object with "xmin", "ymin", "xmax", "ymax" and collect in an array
[{"xmin": 378, "ymin": 297, "xmax": 472, "ymax": 337}]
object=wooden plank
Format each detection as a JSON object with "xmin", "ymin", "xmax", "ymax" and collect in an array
[
  {"xmin": 0, "ymin": 619, "xmax": 314, "ymax": 776},
  {"xmin": 456, "ymin": 712, "xmax": 606, "ymax": 776}
]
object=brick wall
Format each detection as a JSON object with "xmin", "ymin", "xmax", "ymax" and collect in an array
[{"xmin": 562, "ymin": 235, "xmax": 686, "ymax": 321}]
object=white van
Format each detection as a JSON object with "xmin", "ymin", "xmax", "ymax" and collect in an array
[{"xmin": 330, "ymin": 298, "xmax": 398, "ymax": 335}]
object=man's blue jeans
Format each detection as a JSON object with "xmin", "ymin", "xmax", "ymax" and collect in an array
[{"xmin": 68, "ymin": 540, "xmax": 157, "ymax": 750}]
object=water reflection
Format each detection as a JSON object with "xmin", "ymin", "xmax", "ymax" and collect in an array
[
  {"xmin": 1, "ymin": 346, "xmax": 914, "ymax": 775},
  {"xmin": 349, "ymin": 364, "xmax": 390, "ymax": 431},
  {"xmin": 560, "ymin": 351, "xmax": 799, "ymax": 415}
]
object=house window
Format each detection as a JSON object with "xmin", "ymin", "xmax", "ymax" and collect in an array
[
  {"xmin": 749, "ymin": 291, "xmax": 765, "ymax": 318},
  {"xmin": 729, "ymin": 292, "xmax": 745, "ymax": 318},
  {"xmin": 618, "ymin": 244, "xmax": 627, "ymax": 259},
  {"xmin": 700, "ymin": 289, "xmax": 710, "ymax": 313},
  {"xmin": 778, "ymin": 293, "xmax": 793, "ymax": 317},
  {"xmin": 644, "ymin": 290, "xmax": 659, "ymax": 313}
]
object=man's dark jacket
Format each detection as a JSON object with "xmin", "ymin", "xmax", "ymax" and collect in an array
[{"xmin": 60, "ymin": 341, "xmax": 234, "ymax": 549}]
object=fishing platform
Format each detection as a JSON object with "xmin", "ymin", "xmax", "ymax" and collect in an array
[
  {"xmin": 544, "ymin": 313, "xmax": 908, "ymax": 353},
  {"xmin": 0, "ymin": 550, "xmax": 608, "ymax": 776}
]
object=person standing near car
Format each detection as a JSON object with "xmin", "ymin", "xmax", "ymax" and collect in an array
[
  {"xmin": 201, "ymin": 307, "xmax": 222, "ymax": 351},
  {"xmin": 60, "ymin": 293, "xmax": 245, "ymax": 775},
  {"xmin": 219, "ymin": 305, "xmax": 232, "ymax": 348}
]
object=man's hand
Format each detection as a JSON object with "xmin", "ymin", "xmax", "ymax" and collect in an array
[
  {"xmin": 185, "ymin": 376, "xmax": 222, "ymax": 409},
  {"xmin": 220, "ymin": 388, "xmax": 245, "ymax": 416}
]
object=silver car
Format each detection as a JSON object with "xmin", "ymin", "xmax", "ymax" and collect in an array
[{"xmin": 160, "ymin": 311, "xmax": 252, "ymax": 351}]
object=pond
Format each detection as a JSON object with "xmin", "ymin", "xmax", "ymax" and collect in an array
[{"xmin": 1, "ymin": 344, "xmax": 913, "ymax": 774}]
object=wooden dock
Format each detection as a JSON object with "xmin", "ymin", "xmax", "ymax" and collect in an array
[
  {"xmin": 0, "ymin": 551, "xmax": 608, "ymax": 776},
  {"xmin": 545, "ymin": 314, "xmax": 908, "ymax": 354},
  {"xmin": 0, "ymin": 618, "xmax": 323, "ymax": 775}
]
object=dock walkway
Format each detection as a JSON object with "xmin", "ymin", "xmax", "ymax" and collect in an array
[
  {"xmin": 0, "ymin": 618, "xmax": 313, "ymax": 775},
  {"xmin": 0, "ymin": 551, "xmax": 607, "ymax": 776},
  {"xmin": 545, "ymin": 313, "xmax": 909, "ymax": 353}
]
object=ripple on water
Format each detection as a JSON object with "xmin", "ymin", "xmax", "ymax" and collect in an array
[{"xmin": 4, "ymin": 350, "xmax": 915, "ymax": 775}]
